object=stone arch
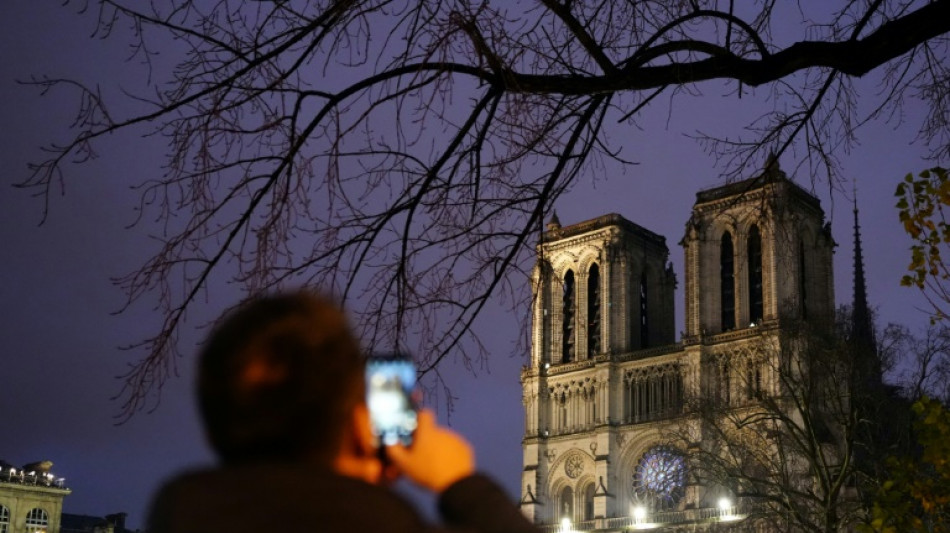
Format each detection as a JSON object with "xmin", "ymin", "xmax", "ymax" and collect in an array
[
  {"xmin": 746, "ymin": 223, "xmax": 764, "ymax": 324},
  {"xmin": 554, "ymin": 484, "xmax": 575, "ymax": 522},
  {"xmin": 704, "ymin": 217, "xmax": 738, "ymax": 242},
  {"xmin": 547, "ymin": 448, "xmax": 598, "ymax": 522},
  {"xmin": 547, "ymin": 377, "xmax": 602, "ymax": 433},
  {"xmin": 626, "ymin": 440, "xmax": 690, "ymax": 512},
  {"xmin": 720, "ymin": 229, "xmax": 737, "ymax": 331},
  {"xmin": 576, "ymin": 474, "xmax": 598, "ymax": 521},
  {"xmin": 549, "ymin": 251, "xmax": 579, "ymax": 282},
  {"xmin": 559, "ymin": 269, "xmax": 577, "ymax": 363},
  {"xmin": 622, "ymin": 362, "xmax": 684, "ymax": 423},
  {"xmin": 576, "ymin": 246, "xmax": 602, "ymax": 277},
  {"xmin": 735, "ymin": 207, "xmax": 771, "ymax": 236},
  {"xmin": 586, "ymin": 261, "xmax": 603, "ymax": 358},
  {"xmin": 24, "ymin": 507, "xmax": 50, "ymax": 533},
  {"xmin": 539, "ymin": 253, "xmax": 580, "ymax": 366},
  {"xmin": 692, "ymin": 217, "xmax": 739, "ymax": 335},
  {"xmin": 549, "ymin": 448, "xmax": 596, "ymax": 487},
  {"xmin": 567, "ymin": 247, "xmax": 600, "ymax": 361},
  {"xmin": 735, "ymin": 214, "xmax": 773, "ymax": 324},
  {"xmin": 616, "ymin": 427, "xmax": 665, "ymax": 508}
]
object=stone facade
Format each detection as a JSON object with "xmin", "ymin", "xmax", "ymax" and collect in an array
[
  {"xmin": 520, "ymin": 166, "xmax": 836, "ymax": 531},
  {"xmin": 0, "ymin": 463, "xmax": 69, "ymax": 533}
]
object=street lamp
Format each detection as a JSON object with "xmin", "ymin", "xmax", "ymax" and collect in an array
[
  {"xmin": 632, "ymin": 506, "xmax": 646, "ymax": 523},
  {"xmin": 560, "ymin": 517, "xmax": 573, "ymax": 533},
  {"xmin": 631, "ymin": 505, "xmax": 657, "ymax": 530},
  {"xmin": 718, "ymin": 497, "xmax": 738, "ymax": 521}
]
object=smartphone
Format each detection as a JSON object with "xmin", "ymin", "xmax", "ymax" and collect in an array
[{"xmin": 365, "ymin": 353, "xmax": 419, "ymax": 447}]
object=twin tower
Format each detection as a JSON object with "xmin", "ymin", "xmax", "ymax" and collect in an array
[{"xmin": 519, "ymin": 162, "xmax": 835, "ymax": 527}]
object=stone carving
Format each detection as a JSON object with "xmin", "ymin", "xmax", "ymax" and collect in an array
[{"xmin": 565, "ymin": 453, "xmax": 584, "ymax": 478}]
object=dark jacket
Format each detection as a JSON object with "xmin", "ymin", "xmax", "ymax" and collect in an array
[{"xmin": 147, "ymin": 464, "xmax": 539, "ymax": 533}]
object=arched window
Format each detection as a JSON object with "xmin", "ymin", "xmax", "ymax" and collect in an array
[
  {"xmin": 584, "ymin": 484, "xmax": 596, "ymax": 521},
  {"xmin": 640, "ymin": 272, "xmax": 649, "ymax": 348},
  {"xmin": 799, "ymin": 238, "xmax": 808, "ymax": 319},
  {"xmin": 562, "ymin": 270, "xmax": 576, "ymax": 363},
  {"xmin": 557, "ymin": 392, "xmax": 567, "ymax": 433},
  {"xmin": 721, "ymin": 359, "xmax": 732, "ymax": 406},
  {"xmin": 721, "ymin": 232, "xmax": 736, "ymax": 331},
  {"xmin": 25, "ymin": 508, "xmax": 48, "ymax": 533},
  {"xmin": 560, "ymin": 486, "xmax": 575, "ymax": 521},
  {"xmin": 587, "ymin": 264, "xmax": 601, "ymax": 357},
  {"xmin": 748, "ymin": 225, "xmax": 763, "ymax": 324},
  {"xmin": 746, "ymin": 361, "xmax": 763, "ymax": 401},
  {"xmin": 0, "ymin": 505, "xmax": 9, "ymax": 533}
]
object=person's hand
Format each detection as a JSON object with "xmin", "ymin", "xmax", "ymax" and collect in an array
[{"xmin": 385, "ymin": 409, "xmax": 475, "ymax": 493}]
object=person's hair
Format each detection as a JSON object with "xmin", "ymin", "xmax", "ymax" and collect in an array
[{"xmin": 197, "ymin": 290, "xmax": 364, "ymax": 465}]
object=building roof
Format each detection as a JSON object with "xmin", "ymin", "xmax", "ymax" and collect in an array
[
  {"xmin": 693, "ymin": 158, "xmax": 822, "ymax": 213},
  {"xmin": 541, "ymin": 212, "xmax": 667, "ymax": 247}
]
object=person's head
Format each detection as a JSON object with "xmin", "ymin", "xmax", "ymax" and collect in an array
[{"xmin": 197, "ymin": 290, "xmax": 365, "ymax": 466}]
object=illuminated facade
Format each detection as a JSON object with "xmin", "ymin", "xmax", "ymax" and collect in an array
[
  {"xmin": 520, "ymin": 163, "xmax": 836, "ymax": 531},
  {"xmin": 0, "ymin": 461, "xmax": 69, "ymax": 533}
]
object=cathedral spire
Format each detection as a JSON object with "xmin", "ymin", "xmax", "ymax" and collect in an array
[
  {"xmin": 851, "ymin": 188, "xmax": 881, "ymax": 387},
  {"xmin": 851, "ymin": 191, "xmax": 874, "ymax": 348}
]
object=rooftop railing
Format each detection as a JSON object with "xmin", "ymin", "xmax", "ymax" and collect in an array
[
  {"xmin": 536, "ymin": 502, "xmax": 747, "ymax": 532},
  {"xmin": 0, "ymin": 468, "xmax": 67, "ymax": 489}
]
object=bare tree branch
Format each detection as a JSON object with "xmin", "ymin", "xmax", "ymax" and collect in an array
[{"xmin": 18, "ymin": 0, "xmax": 950, "ymax": 417}]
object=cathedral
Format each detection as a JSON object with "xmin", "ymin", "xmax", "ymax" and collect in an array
[{"xmin": 519, "ymin": 162, "xmax": 844, "ymax": 531}]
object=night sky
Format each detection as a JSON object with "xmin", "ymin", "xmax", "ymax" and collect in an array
[{"xmin": 1, "ymin": 2, "xmax": 943, "ymax": 529}]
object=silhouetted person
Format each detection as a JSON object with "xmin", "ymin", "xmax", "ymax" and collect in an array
[{"xmin": 147, "ymin": 291, "xmax": 537, "ymax": 533}]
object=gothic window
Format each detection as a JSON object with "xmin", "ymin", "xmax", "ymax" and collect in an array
[
  {"xmin": 634, "ymin": 380, "xmax": 644, "ymax": 421},
  {"xmin": 632, "ymin": 380, "xmax": 639, "ymax": 422},
  {"xmin": 647, "ymin": 378, "xmax": 656, "ymax": 418},
  {"xmin": 640, "ymin": 272, "xmax": 649, "ymax": 348},
  {"xmin": 676, "ymin": 372, "xmax": 685, "ymax": 409},
  {"xmin": 25, "ymin": 508, "xmax": 48, "ymax": 533},
  {"xmin": 588, "ymin": 264, "xmax": 602, "ymax": 356},
  {"xmin": 0, "ymin": 505, "xmax": 8, "ymax": 533},
  {"xmin": 748, "ymin": 225, "xmax": 763, "ymax": 324},
  {"xmin": 659, "ymin": 378, "xmax": 668, "ymax": 415},
  {"xmin": 746, "ymin": 361, "xmax": 763, "ymax": 401},
  {"xmin": 633, "ymin": 446, "xmax": 687, "ymax": 510},
  {"xmin": 755, "ymin": 364, "xmax": 762, "ymax": 397},
  {"xmin": 559, "ymin": 486, "xmax": 574, "ymax": 521},
  {"xmin": 562, "ymin": 270, "xmax": 576, "ymax": 363},
  {"xmin": 583, "ymin": 483, "xmax": 596, "ymax": 521},
  {"xmin": 624, "ymin": 367, "xmax": 684, "ymax": 423},
  {"xmin": 721, "ymin": 232, "xmax": 736, "ymax": 331},
  {"xmin": 559, "ymin": 392, "xmax": 568, "ymax": 431},
  {"xmin": 584, "ymin": 386, "xmax": 597, "ymax": 427},
  {"xmin": 670, "ymin": 371, "xmax": 683, "ymax": 415},
  {"xmin": 799, "ymin": 238, "xmax": 808, "ymax": 319},
  {"xmin": 627, "ymin": 377, "xmax": 638, "ymax": 422},
  {"xmin": 721, "ymin": 360, "xmax": 732, "ymax": 406}
]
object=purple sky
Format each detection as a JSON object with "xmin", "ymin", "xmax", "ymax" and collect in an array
[{"xmin": 0, "ymin": 2, "xmax": 943, "ymax": 529}]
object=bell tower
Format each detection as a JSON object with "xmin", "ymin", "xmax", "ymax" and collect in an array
[
  {"xmin": 521, "ymin": 213, "xmax": 675, "ymax": 524},
  {"xmin": 681, "ymin": 159, "xmax": 835, "ymax": 339},
  {"xmin": 520, "ymin": 160, "xmax": 838, "ymax": 531},
  {"xmin": 530, "ymin": 213, "xmax": 676, "ymax": 368}
]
